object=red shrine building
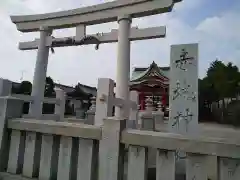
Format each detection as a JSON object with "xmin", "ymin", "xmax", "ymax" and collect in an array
[{"xmin": 130, "ymin": 61, "xmax": 169, "ymax": 110}]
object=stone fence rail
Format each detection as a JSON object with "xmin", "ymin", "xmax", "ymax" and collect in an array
[
  {"xmin": 11, "ymin": 94, "xmax": 60, "ymax": 105},
  {"xmin": 1, "ymin": 116, "xmax": 240, "ymax": 180}
]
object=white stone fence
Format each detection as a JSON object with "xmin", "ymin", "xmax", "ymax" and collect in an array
[
  {"xmin": 0, "ymin": 77, "xmax": 170, "ymax": 129},
  {"xmin": 0, "ymin": 78, "xmax": 66, "ymax": 121},
  {"xmin": 0, "ymin": 78, "xmax": 98, "ymax": 122},
  {"xmin": 93, "ymin": 78, "xmax": 159, "ymax": 130},
  {"xmin": 0, "ymin": 78, "xmax": 142, "ymax": 126},
  {"xmin": 0, "ymin": 106, "xmax": 239, "ymax": 180},
  {"xmin": 0, "ymin": 78, "xmax": 240, "ymax": 180},
  {"xmin": 94, "ymin": 78, "xmax": 139, "ymax": 127}
]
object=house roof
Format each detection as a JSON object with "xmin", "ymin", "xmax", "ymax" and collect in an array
[
  {"xmin": 130, "ymin": 61, "xmax": 170, "ymax": 84},
  {"xmin": 54, "ymin": 83, "xmax": 74, "ymax": 93},
  {"xmin": 12, "ymin": 81, "xmax": 97, "ymax": 96},
  {"xmin": 12, "ymin": 81, "xmax": 21, "ymax": 88}
]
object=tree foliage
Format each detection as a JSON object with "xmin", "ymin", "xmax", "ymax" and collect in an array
[
  {"xmin": 42, "ymin": 76, "xmax": 55, "ymax": 114},
  {"xmin": 206, "ymin": 60, "xmax": 240, "ymax": 100},
  {"xmin": 18, "ymin": 81, "xmax": 32, "ymax": 95},
  {"xmin": 13, "ymin": 77, "xmax": 56, "ymax": 114},
  {"xmin": 12, "ymin": 81, "xmax": 32, "ymax": 114},
  {"xmin": 44, "ymin": 77, "xmax": 55, "ymax": 97},
  {"xmin": 199, "ymin": 59, "xmax": 240, "ymax": 125}
]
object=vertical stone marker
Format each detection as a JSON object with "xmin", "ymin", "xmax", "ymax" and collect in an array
[
  {"xmin": 168, "ymin": 43, "xmax": 208, "ymax": 180},
  {"xmin": 169, "ymin": 43, "xmax": 199, "ymax": 136}
]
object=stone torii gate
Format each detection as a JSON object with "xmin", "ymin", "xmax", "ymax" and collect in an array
[{"xmin": 10, "ymin": 0, "xmax": 182, "ymax": 120}]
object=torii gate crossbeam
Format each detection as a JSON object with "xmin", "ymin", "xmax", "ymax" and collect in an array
[
  {"xmin": 11, "ymin": 0, "xmax": 181, "ymax": 32},
  {"xmin": 19, "ymin": 26, "xmax": 166, "ymax": 50}
]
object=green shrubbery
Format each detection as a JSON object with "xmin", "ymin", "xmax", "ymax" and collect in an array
[{"xmin": 199, "ymin": 60, "xmax": 240, "ymax": 126}]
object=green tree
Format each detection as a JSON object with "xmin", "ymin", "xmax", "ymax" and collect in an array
[
  {"xmin": 12, "ymin": 77, "xmax": 59, "ymax": 114},
  {"xmin": 207, "ymin": 60, "xmax": 229, "ymax": 122},
  {"xmin": 207, "ymin": 60, "xmax": 240, "ymax": 101},
  {"xmin": 12, "ymin": 81, "xmax": 32, "ymax": 95},
  {"xmin": 44, "ymin": 76, "xmax": 55, "ymax": 97},
  {"xmin": 43, "ymin": 76, "xmax": 55, "ymax": 114},
  {"xmin": 13, "ymin": 81, "xmax": 32, "ymax": 114},
  {"xmin": 199, "ymin": 77, "xmax": 218, "ymax": 122},
  {"xmin": 199, "ymin": 77, "xmax": 218, "ymax": 106},
  {"xmin": 225, "ymin": 62, "xmax": 240, "ymax": 99},
  {"xmin": 201, "ymin": 59, "xmax": 240, "ymax": 124},
  {"xmin": 207, "ymin": 60, "xmax": 228, "ymax": 101}
]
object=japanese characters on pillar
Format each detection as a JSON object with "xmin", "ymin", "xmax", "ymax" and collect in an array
[{"xmin": 169, "ymin": 44, "xmax": 199, "ymax": 136}]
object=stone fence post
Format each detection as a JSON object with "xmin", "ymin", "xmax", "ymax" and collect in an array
[
  {"xmin": 94, "ymin": 78, "xmax": 114, "ymax": 126},
  {"xmin": 54, "ymin": 87, "xmax": 66, "ymax": 121},
  {"xmin": 127, "ymin": 91, "xmax": 138, "ymax": 129},
  {"xmin": 98, "ymin": 117, "xmax": 126, "ymax": 180},
  {"xmin": 140, "ymin": 96, "xmax": 158, "ymax": 170},
  {"xmin": 0, "ymin": 79, "xmax": 24, "ymax": 170},
  {"xmin": 85, "ymin": 96, "xmax": 96, "ymax": 125},
  {"xmin": 0, "ymin": 78, "xmax": 12, "ymax": 96}
]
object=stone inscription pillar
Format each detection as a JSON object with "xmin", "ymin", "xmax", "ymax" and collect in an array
[
  {"xmin": 29, "ymin": 26, "xmax": 52, "ymax": 119},
  {"xmin": 168, "ymin": 43, "xmax": 199, "ymax": 177},
  {"xmin": 115, "ymin": 15, "xmax": 132, "ymax": 119}
]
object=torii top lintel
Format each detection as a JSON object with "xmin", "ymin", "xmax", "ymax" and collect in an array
[{"xmin": 10, "ymin": 0, "xmax": 181, "ymax": 32}]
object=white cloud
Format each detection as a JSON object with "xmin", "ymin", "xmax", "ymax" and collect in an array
[
  {"xmin": 197, "ymin": 12, "xmax": 240, "ymax": 42},
  {"xmin": 196, "ymin": 11, "xmax": 240, "ymax": 69},
  {"xmin": 0, "ymin": 0, "xmax": 239, "ymax": 87},
  {"xmin": 173, "ymin": 0, "xmax": 203, "ymax": 12}
]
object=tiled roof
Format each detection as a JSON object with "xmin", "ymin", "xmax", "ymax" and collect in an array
[
  {"xmin": 131, "ymin": 61, "xmax": 170, "ymax": 82},
  {"xmin": 134, "ymin": 66, "xmax": 170, "ymax": 72},
  {"xmin": 12, "ymin": 81, "xmax": 21, "ymax": 88},
  {"xmin": 12, "ymin": 81, "xmax": 97, "ymax": 96},
  {"xmin": 50, "ymin": 83, "xmax": 97, "ymax": 96},
  {"xmin": 54, "ymin": 84, "xmax": 74, "ymax": 93}
]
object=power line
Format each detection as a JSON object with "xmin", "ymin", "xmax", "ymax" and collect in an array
[{"xmin": 20, "ymin": 70, "xmax": 26, "ymax": 82}]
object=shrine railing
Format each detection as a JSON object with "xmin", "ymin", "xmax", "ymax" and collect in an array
[
  {"xmin": 0, "ymin": 78, "xmax": 98, "ymax": 122},
  {"xmin": 0, "ymin": 78, "xmax": 65, "ymax": 121},
  {"xmin": 0, "ymin": 77, "xmax": 239, "ymax": 180},
  {"xmin": 1, "ymin": 117, "xmax": 239, "ymax": 180},
  {"xmin": 122, "ymin": 128, "xmax": 240, "ymax": 180}
]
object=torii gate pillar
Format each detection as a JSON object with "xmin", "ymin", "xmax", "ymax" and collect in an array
[
  {"xmin": 115, "ymin": 15, "xmax": 132, "ymax": 119},
  {"xmin": 29, "ymin": 26, "xmax": 52, "ymax": 118}
]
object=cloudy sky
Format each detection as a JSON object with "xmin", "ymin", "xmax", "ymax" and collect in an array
[{"xmin": 0, "ymin": 0, "xmax": 239, "ymax": 87}]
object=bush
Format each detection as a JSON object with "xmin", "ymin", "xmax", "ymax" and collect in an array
[
  {"xmin": 224, "ymin": 100, "xmax": 240, "ymax": 126},
  {"xmin": 231, "ymin": 110, "xmax": 240, "ymax": 126},
  {"xmin": 42, "ymin": 103, "xmax": 55, "ymax": 114}
]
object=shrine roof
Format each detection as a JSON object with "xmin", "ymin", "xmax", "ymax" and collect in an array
[{"xmin": 130, "ymin": 61, "xmax": 170, "ymax": 82}]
